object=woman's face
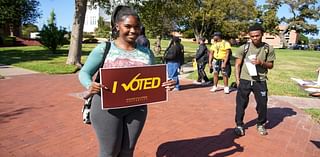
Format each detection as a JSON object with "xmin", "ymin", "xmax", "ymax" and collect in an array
[{"xmin": 116, "ymin": 15, "xmax": 141, "ymax": 44}]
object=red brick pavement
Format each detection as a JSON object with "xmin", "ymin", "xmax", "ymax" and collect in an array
[{"xmin": 0, "ymin": 74, "xmax": 319, "ymax": 157}]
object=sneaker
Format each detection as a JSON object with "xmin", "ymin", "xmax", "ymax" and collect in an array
[
  {"xmin": 234, "ymin": 126, "xmax": 245, "ymax": 136},
  {"xmin": 257, "ymin": 125, "xmax": 268, "ymax": 135},
  {"xmin": 193, "ymin": 80, "xmax": 202, "ymax": 85},
  {"xmin": 210, "ymin": 86, "xmax": 218, "ymax": 92},
  {"xmin": 224, "ymin": 87, "xmax": 230, "ymax": 94}
]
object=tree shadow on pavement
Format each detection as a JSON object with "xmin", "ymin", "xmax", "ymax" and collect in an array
[
  {"xmin": 243, "ymin": 107, "xmax": 297, "ymax": 129},
  {"xmin": 0, "ymin": 107, "xmax": 36, "ymax": 123},
  {"xmin": 156, "ymin": 128, "xmax": 243, "ymax": 157}
]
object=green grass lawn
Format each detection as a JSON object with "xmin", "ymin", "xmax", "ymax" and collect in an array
[
  {"xmin": 0, "ymin": 44, "xmax": 96, "ymax": 74},
  {"xmin": 304, "ymin": 108, "xmax": 320, "ymax": 123}
]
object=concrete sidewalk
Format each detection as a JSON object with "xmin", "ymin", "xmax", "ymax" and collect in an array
[
  {"xmin": 271, "ymin": 95, "xmax": 320, "ymax": 109},
  {"xmin": 0, "ymin": 73, "xmax": 319, "ymax": 157},
  {"xmin": 0, "ymin": 64, "xmax": 39, "ymax": 77}
]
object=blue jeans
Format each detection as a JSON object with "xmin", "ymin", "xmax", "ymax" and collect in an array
[{"xmin": 167, "ymin": 62, "xmax": 180, "ymax": 89}]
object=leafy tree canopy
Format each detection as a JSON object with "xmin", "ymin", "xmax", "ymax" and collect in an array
[
  {"xmin": 136, "ymin": 0, "xmax": 258, "ymax": 41},
  {"xmin": 280, "ymin": 0, "xmax": 320, "ymax": 35},
  {"xmin": 0, "ymin": 0, "xmax": 41, "ymax": 25},
  {"xmin": 22, "ymin": 23, "xmax": 39, "ymax": 38}
]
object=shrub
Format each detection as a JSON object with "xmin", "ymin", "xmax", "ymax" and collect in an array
[
  {"xmin": 0, "ymin": 36, "xmax": 16, "ymax": 46},
  {"xmin": 83, "ymin": 32, "xmax": 94, "ymax": 39},
  {"xmin": 22, "ymin": 24, "xmax": 39, "ymax": 39},
  {"xmin": 39, "ymin": 24, "xmax": 68, "ymax": 52},
  {"xmin": 182, "ymin": 29, "xmax": 195, "ymax": 38},
  {"xmin": 83, "ymin": 38, "xmax": 98, "ymax": 43},
  {"xmin": 95, "ymin": 28, "xmax": 110, "ymax": 38},
  {"xmin": 94, "ymin": 16, "xmax": 111, "ymax": 38},
  {"xmin": 38, "ymin": 9, "xmax": 68, "ymax": 52}
]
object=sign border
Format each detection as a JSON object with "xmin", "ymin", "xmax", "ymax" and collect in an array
[{"xmin": 100, "ymin": 64, "xmax": 168, "ymax": 110}]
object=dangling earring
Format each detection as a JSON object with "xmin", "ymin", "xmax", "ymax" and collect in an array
[
  {"xmin": 112, "ymin": 27, "xmax": 119, "ymax": 38},
  {"xmin": 115, "ymin": 27, "xmax": 119, "ymax": 37},
  {"xmin": 115, "ymin": 24, "xmax": 120, "ymax": 34}
]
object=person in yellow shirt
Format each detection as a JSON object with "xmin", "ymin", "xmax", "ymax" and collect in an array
[{"xmin": 208, "ymin": 32, "xmax": 232, "ymax": 94}]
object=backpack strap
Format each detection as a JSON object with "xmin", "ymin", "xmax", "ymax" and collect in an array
[
  {"xmin": 95, "ymin": 42, "xmax": 111, "ymax": 83},
  {"xmin": 263, "ymin": 43, "xmax": 269, "ymax": 62},
  {"xmin": 239, "ymin": 42, "xmax": 250, "ymax": 75}
]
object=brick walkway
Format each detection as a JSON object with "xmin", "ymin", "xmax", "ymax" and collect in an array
[{"xmin": 0, "ymin": 74, "xmax": 319, "ymax": 157}]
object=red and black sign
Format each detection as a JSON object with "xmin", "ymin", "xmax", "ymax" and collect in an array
[{"xmin": 100, "ymin": 64, "xmax": 167, "ymax": 109}]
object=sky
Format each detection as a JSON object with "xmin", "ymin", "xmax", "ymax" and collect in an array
[{"xmin": 36, "ymin": 0, "xmax": 320, "ymax": 39}]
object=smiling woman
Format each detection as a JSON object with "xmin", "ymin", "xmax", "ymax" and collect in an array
[{"xmin": 78, "ymin": 5, "xmax": 175, "ymax": 157}]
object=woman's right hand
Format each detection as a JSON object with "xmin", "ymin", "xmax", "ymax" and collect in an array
[
  {"xmin": 162, "ymin": 79, "xmax": 176, "ymax": 91},
  {"xmin": 89, "ymin": 82, "xmax": 103, "ymax": 94}
]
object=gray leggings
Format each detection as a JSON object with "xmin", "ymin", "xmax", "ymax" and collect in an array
[{"xmin": 91, "ymin": 94, "xmax": 147, "ymax": 157}]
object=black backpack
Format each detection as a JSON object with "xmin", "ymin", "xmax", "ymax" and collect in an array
[{"xmin": 163, "ymin": 45, "xmax": 179, "ymax": 60}]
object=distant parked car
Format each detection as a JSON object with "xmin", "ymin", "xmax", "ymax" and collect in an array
[
  {"xmin": 314, "ymin": 45, "xmax": 320, "ymax": 51},
  {"xmin": 292, "ymin": 44, "xmax": 301, "ymax": 50},
  {"xmin": 30, "ymin": 32, "xmax": 40, "ymax": 39},
  {"xmin": 293, "ymin": 44, "xmax": 309, "ymax": 50}
]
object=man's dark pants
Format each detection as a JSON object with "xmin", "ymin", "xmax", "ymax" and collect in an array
[
  {"xmin": 235, "ymin": 79, "xmax": 268, "ymax": 126},
  {"xmin": 197, "ymin": 62, "xmax": 209, "ymax": 82}
]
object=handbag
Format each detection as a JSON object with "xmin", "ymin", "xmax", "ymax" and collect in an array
[
  {"xmin": 81, "ymin": 42, "xmax": 111, "ymax": 124},
  {"xmin": 82, "ymin": 95, "xmax": 93, "ymax": 124}
]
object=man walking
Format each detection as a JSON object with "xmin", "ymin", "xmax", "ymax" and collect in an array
[
  {"xmin": 194, "ymin": 37, "xmax": 211, "ymax": 85},
  {"xmin": 234, "ymin": 24, "xmax": 276, "ymax": 136},
  {"xmin": 208, "ymin": 32, "xmax": 232, "ymax": 94}
]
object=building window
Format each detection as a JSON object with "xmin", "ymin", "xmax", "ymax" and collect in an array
[
  {"xmin": 87, "ymin": 16, "xmax": 97, "ymax": 25},
  {"xmin": 93, "ymin": 16, "xmax": 97, "ymax": 25},
  {"xmin": 266, "ymin": 37, "xmax": 274, "ymax": 39}
]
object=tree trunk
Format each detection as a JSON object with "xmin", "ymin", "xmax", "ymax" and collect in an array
[
  {"xmin": 193, "ymin": 27, "xmax": 200, "ymax": 42},
  {"xmin": 206, "ymin": 37, "xmax": 212, "ymax": 44},
  {"xmin": 9, "ymin": 24, "xmax": 14, "ymax": 37},
  {"xmin": 279, "ymin": 26, "xmax": 290, "ymax": 49},
  {"xmin": 66, "ymin": 0, "xmax": 88, "ymax": 67},
  {"xmin": 279, "ymin": 32, "xmax": 286, "ymax": 48}
]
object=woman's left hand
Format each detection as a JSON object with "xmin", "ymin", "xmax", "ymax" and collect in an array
[{"xmin": 162, "ymin": 79, "xmax": 176, "ymax": 91}]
